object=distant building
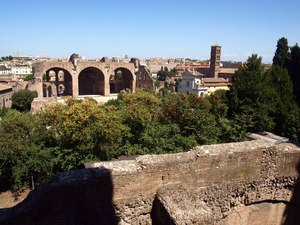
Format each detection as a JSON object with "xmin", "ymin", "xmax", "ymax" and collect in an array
[
  {"xmin": 209, "ymin": 45, "xmax": 221, "ymax": 78},
  {"xmin": 146, "ymin": 63, "xmax": 178, "ymax": 79},
  {"xmin": 178, "ymin": 68, "xmax": 230, "ymax": 96},
  {"xmin": 0, "ymin": 83, "xmax": 13, "ymax": 109},
  {"xmin": 11, "ymin": 65, "xmax": 32, "ymax": 79},
  {"xmin": 136, "ymin": 66, "xmax": 155, "ymax": 90},
  {"xmin": 0, "ymin": 65, "xmax": 12, "ymax": 75},
  {"xmin": 197, "ymin": 45, "xmax": 238, "ymax": 83},
  {"xmin": 218, "ymin": 68, "xmax": 238, "ymax": 82},
  {"xmin": 0, "ymin": 65, "xmax": 14, "ymax": 81},
  {"xmin": 178, "ymin": 70, "xmax": 208, "ymax": 96},
  {"xmin": 202, "ymin": 77, "xmax": 230, "ymax": 94},
  {"xmin": 178, "ymin": 45, "xmax": 233, "ymax": 96}
]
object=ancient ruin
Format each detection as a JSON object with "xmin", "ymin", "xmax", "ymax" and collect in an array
[
  {"xmin": 0, "ymin": 139, "xmax": 299, "ymax": 225},
  {"xmin": 30, "ymin": 57, "xmax": 154, "ymax": 98}
]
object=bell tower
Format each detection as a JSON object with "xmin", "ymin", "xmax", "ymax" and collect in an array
[{"xmin": 209, "ymin": 44, "xmax": 221, "ymax": 78}]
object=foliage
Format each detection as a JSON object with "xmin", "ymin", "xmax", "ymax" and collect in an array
[
  {"xmin": 43, "ymin": 73, "xmax": 50, "ymax": 82},
  {"xmin": 281, "ymin": 108, "xmax": 300, "ymax": 141},
  {"xmin": 273, "ymin": 37, "xmax": 300, "ymax": 107},
  {"xmin": 1, "ymin": 56, "xmax": 13, "ymax": 61},
  {"xmin": 157, "ymin": 69, "xmax": 169, "ymax": 81},
  {"xmin": 23, "ymin": 74, "xmax": 33, "ymax": 81},
  {"xmin": 12, "ymin": 89, "xmax": 38, "ymax": 112},
  {"xmin": 121, "ymin": 90, "xmax": 161, "ymax": 143},
  {"xmin": 288, "ymin": 43, "xmax": 300, "ymax": 106},
  {"xmin": 0, "ymin": 110, "xmax": 52, "ymax": 191},
  {"xmin": 169, "ymin": 68, "xmax": 179, "ymax": 78},
  {"xmin": 154, "ymin": 80, "xmax": 161, "ymax": 89},
  {"xmin": 157, "ymin": 67, "xmax": 178, "ymax": 81},
  {"xmin": 159, "ymin": 93, "xmax": 220, "ymax": 144},
  {"xmin": 0, "ymin": 107, "xmax": 9, "ymax": 118},
  {"xmin": 139, "ymin": 122, "xmax": 197, "ymax": 154},
  {"xmin": 228, "ymin": 52, "xmax": 300, "ymax": 141},
  {"xmin": 273, "ymin": 37, "xmax": 290, "ymax": 68},
  {"xmin": 227, "ymin": 55, "xmax": 277, "ymax": 133},
  {"xmin": 267, "ymin": 66, "xmax": 298, "ymax": 138},
  {"xmin": 217, "ymin": 117, "xmax": 248, "ymax": 143},
  {"xmin": 42, "ymin": 98, "xmax": 130, "ymax": 170}
]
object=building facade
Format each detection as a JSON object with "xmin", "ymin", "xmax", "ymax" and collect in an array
[
  {"xmin": 11, "ymin": 65, "xmax": 32, "ymax": 79},
  {"xmin": 178, "ymin": 70, "xmax": 208, "ymax": 96},
  {"xmin": 0, "ymin": 65, "xmax": 12, "ymax": 75},
  {"xmin": 0, "ymin": 83, "xmax": 13, "ymax": 109}
]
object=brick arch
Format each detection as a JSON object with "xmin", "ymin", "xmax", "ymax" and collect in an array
[
  {"xmin": 78, "ymin": 67, "xmax": 105, "ymax": 95},
  {"xmin": 40, "ymin": 63, "xmax": 73, "ymax": 80},
  {"xmin": 32, "ymin": 61, "xmax": 141, "ymax": 98},
  {"xmin": 45, "ymin": 67, "xmax": 73, "ymax": 96},
  {"xmin": 109, "ymin": 67, "xmax": 135, "ymax": 93}
]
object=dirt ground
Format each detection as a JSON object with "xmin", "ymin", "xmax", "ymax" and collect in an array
[{"xmin": 0, "ymin": 189, "xmax": 30, "ymax": 208}]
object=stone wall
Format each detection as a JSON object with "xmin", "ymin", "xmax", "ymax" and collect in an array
[
  {"xmin": 32, "ymin": 61, "xmax": 138, "ymax": 98},
  {"xmin": 0, "ymin": 140, "xmax": 300, "ymax": 224}
]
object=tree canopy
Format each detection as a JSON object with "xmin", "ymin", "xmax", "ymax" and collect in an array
[
  {"xmin": 273, "ymin": 37, "xmax": 290, "ymax": 68},
  {"xmin": 227, "ymin": 52, "xmax": 300, "ymax": 140},
  {"xmin": 227, "ymin": 55, "xmax": 276, "ymax": 132},
  {"xmin": 1, "ymin": 89, "xmax": 248, "ymax": 191},
  {"xmin": 12, "ymin": 89, "xmax": 37, "ymax": 112},
  {"xmin": 288, "ymin": 44, "xmax": 300, "ymax": 105}
]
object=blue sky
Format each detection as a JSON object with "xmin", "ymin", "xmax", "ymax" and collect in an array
[{"xmin": 1, "ymin": 0, "xmax": 299, "ymax": 63}]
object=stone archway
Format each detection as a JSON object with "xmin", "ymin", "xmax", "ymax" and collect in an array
[
  {"xmin": 45, "ymin": 68, "xmax": 73, "ymax": 97},
  {"xmin": 109, "ymin": 67, "xmax": 134, "ymax": 94},
  {"xmin": 78, "ymin": 67, "xmax": 105, "ymax": 95}
]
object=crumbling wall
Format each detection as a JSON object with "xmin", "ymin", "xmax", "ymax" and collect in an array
[
  {"xmin": 151, "ymin": 177, "xmax": 298, "ymax": 225},
  {"xmin": 0, "ymin": 140, "xmax": 299, "ymax": 225}
]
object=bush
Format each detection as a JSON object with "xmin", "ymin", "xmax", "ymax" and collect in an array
[{"xmin": 12, "ymin": 89, "xmax": 38, "ymax": 112}]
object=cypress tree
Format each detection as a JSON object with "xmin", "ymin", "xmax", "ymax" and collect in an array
[{"xmin": 273, "ymin": 37, "xmax": 290, "ymax": 68}]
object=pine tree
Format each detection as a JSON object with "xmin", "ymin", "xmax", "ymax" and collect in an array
[
  {"xmin": 228, "ymin": 55, "xmax": 276, "ymax": 133},
  {"xmin": 273, "ymin": 37, "xmax": 290, "ymax": 68},
  {"xmin": 288, "ymin": 44, "xmax": 300, "ymax": 106}
]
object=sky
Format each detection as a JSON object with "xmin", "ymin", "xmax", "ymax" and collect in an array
[{"xmin": 1, "ymin": 0, "xmax": 299, "ymax": 63}]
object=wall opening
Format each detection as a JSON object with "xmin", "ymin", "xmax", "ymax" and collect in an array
[
  {"xmin": 45, "ymin": 68, "xmax": 73, "ymax": 97},
  {"xmin": 109, "ymin": 67, "xmax": 133, "ymax": 94},
  {"xmin": 78, "ymin": 67, "xmax": 105, "ymax": 95}
]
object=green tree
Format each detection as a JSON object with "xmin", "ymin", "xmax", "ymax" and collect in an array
[
  {"xmin": 43, "ymin": 73, "xmax": 50, "ymax": 82},
  {"xmin": 121, "ymin": 90, "xmax": 161, "ymax": 143},
  {"xmin": 159, "ymin": 93, "xmax": 220, "ymax": 144},
  {"xmin": 227, "ymin": 54, "xmax": 276, "ymax": 133},
  {"xmin": 288, "ymin": 43, "xmax": 300, "ymax": 106},
  {"xmin": 139, "ymin": 122, "xmax": 197, "ymax": 154},
  {"xmin": 168, "ymin": 68, "xmax": 178, "ymax": 78},
  {"xmin": 273, "ymin": 37, "xmax": 290, "ymax": 68},
  {"xmin": 42, "ymin": 98, "xmax": 130, "ymax": 169},
  {"xmin": 24, "ymin": 74, "xmax": 33, "ymax": 81},
  {"xmin": 267, "ymin": 65, "xmax": 299, "ymax": 138},
  {"xmin": 281, "ymin": 108, "xmax": 300, "ymax": 141},
  {"xmin": 157, "ymin": 68, "xmax": 168, "ymax": 81},
  {"xmin": 154, "ymin": 80, "xmax": 161, "ymax": 89},
  {"xmin": 12, "ymin": 89, "xmax": 38, "ymax": 112},
  {"xmin": 0, "ymin": 110, "xmax": 52, "ymax": 191}
]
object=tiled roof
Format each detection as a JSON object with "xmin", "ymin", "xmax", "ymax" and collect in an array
[
  {"xmin": 219, "ymin": 68, "xmax": 238, "ymax": 74},
  {"xmin": 182, "ymin": 70, "xmax": 204, "ymax": 77},
  {"xmin": 0, "ymin": 83, "xmax": 12, "ymax": 91},
  {"xmin": 0, "ymin": 65, "xmax": 10, "ymax": 70},
  {"xmin": 203, "ymin": 78, "xmax": 227, "ymax": 83}
]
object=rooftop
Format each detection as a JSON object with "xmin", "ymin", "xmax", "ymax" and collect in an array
[
  {"xmin": 203, "ymin": 77, "xmax": 228, "ymax": 83},
  {"xmin": 0, "ymin": 83, "xmax": 12, "ymax": 91}
]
